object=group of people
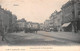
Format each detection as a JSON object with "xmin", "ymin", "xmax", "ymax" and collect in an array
[{"xmin": 24, "ymin": 28, "xmax": 39, "ymax": 33}]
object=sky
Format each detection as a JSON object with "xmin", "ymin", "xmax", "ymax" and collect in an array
[{"xmin": 0, "ymin": 0, "xmax": 69, "ymax": 23}]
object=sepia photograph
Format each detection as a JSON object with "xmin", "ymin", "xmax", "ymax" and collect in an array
[{"xmin": 0, "ymin": 0, "xmax": 80, "ymax": 47}]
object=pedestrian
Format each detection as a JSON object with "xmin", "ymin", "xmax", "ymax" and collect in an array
[
  {"xmin": 0, "ymin": 27, "xmax": 5, "ymax": 41},
  {"xmin": 35, "ymin": 29, "xmax": 38, "ymax": 34},
  {"xmin": 35, "ymin": 30, "xmax": 37, "ymax": 33}
]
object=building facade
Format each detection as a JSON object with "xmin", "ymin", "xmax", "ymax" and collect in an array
[
  {"xmin": 56, "ymin": 11, "xmax": 63, "ymax": 32},
  {"xmin": 39, "ymin": 23, "xmax": 44, "ymax": 31},
  {"xmin": 61, "ymin": 0, "xmax": 80, "ymax": 32},
  {"xmin": 17, "ymin": 18, "xmax": 26, "ymax": 30},
  {"xmin": 49, "ymin": 11, "xmax": 59, "ymax": 31},
  {"xmin": 26, "ymin": 22, "xmax": 39, "ymax": 29},
  {"xmin": 11, "ymin": 14, "xmax": 17, "ymax": 32},
  {"xmin": 0, "ymin": 6, "xmax": 13, "ymax": 33},
  {"xmin": 49, "ymin": 11, "xmax": 63, "ymax": 32},
  {"xmin": 44, "ymin": 20, "xmax": 50, "ymax": 31}
]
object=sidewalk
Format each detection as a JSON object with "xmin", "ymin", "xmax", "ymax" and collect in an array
[
  {"xmin": 0, "ymin": 36, "xmax": 7, "ymax": 46},
  {"xmin": 38, "ymin": 31, "xmax": 80, "ymax": 43}
]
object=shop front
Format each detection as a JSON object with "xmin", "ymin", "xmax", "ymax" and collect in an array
[{"xmin": 62, "ymin": 22, "xmax": 72, "ymax": 32}]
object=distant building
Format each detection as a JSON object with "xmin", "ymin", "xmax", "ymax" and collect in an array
[
  {"xmin": 31, "ymin": 23, "xmax": 40, "ymax": 29},
  {"xmin": 11, "ymin": 14, "xmax": 17, "ymax": 32},
  {"xmin": 39, "ymin": 23, "xmax": 44, "ymax": 30},
  {"xmin": 56, "ymin": 11, "xmax": 63, "ymax": 32},
  {"xmin": 49, "ymin": 11, "xmax": 58, "ymax": 31},
  {"xmin": 26, "ymin": 22, "xmax": 40, "ymax": 29},
  {"xmin": 44, "ymin": 20, "xmax": 50, "ymax": 31},
  {"xmin": 25, "ymin": 22, "xmax": 32, "ymax": 28},
  {"xmin": 17, "ymin": 18, "xmax": 26, "ymax": 30},
  {"xmin": 12, "ymin": 14, "xmax": 17, "ymax": 24},
  {"xmin": 49, "ymin": 10, "xmax": 63, "ymax": 32}
]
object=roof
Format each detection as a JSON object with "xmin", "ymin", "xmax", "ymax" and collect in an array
[
  {"xmin": 17, "ymin": 18, "xmax": 26, "ymax": 22},
  {"xmin": 61, "ymin": 1, "xmax": 72, "ymax": 9}
]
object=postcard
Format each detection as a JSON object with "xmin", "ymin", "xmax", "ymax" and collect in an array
[{"xmin": 0, "ymin": 0, "xmax": 80, "ymax": 51}]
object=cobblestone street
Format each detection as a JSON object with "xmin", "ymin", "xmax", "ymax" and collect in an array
[{"xmin": 3, "ymin": 31, "xmax": 80, "ymax": 46}]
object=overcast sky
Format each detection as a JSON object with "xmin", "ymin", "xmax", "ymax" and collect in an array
[{"xmin": 0, "ymin": 0, "xmax": 69, "ymax": 23}]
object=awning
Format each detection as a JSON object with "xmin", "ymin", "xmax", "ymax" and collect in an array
[{"xmin": 62, "ymin": 22, "xmax": 71, "ymax": 27}]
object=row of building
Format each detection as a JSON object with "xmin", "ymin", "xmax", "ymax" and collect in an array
[
  {"xmin": 0, "ymin": 5, "xmax": 40, "ymax": 33},
  {"xmin": 17, "ymin": 18, "xmax": 40, "ymax": 31},
  {"xmin": 0, "ymin": 5, "xmax": 17, "ymax": 33},
  {"xmin": 40, "ymin": 0, "xmax": 80, "ymax": 32}
]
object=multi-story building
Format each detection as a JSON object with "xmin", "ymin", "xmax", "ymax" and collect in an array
[
  {"xmin": 5, "ymin": 10, "xmax": 13, "ymax": 32},
  {"xmin": 31, "ymin": 23, "xmax": 40, "ymax": 30},
  {"xmin": 44, "ymin": 20, "xmax": 50, "ymax": 31},
  {"xmin": 74, "ymin": 0, "xmax": 80, "ymax": 31},
  {"xmin": 0, "ymin": 6, "xmax": 13, "ymax": 32},
  {"xmin": 49, "ymin": 11, "xmax": 63, "ymax": 32},
  {"xmin": 26, "ymin": 22, "xmax": 40, "ymax": 29},
  {"xmin": 17, "ymin": 18, "xmax": 26, "ymax": 30},
  {"xmin": 61, "ymin": 0, "xmax": 80, "ymax": 32},
  {"xmin": 12, "ymin": 14, "xmax": 17, "ymax": 24},
  {"xmin": 11, "ymin": 14, "xmax": 17, "ymax": 32},
  {"xmin": 0, "ymin": 6, "xmax": 3, "ymax": 33},
  {"xmin": 56, "ymin": 11, "xmax": 63, "ymax": 32},
  {"xmin": 49, "ymin": 11, "xmax": 58, "ymax": 31},
  {"xmin": 39, "ymin": 23, "xmax": 44, "ymax": 30},
  {"xmin": 25, "ymin": 22, "xmax": 32, "ymax": 28}
]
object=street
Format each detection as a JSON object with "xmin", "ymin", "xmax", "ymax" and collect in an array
[
  {"xmin": 0, "ymin": 0, "xmax": 80, "ymax": 47},
  {"xmin": 4, "ymin": 31, "xmax": 80, "ymax": 46}
]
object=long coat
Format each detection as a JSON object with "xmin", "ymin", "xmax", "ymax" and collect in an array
[{"xmin": 0, "ymin": 27, "xmax": 4, "ymax": 36}]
